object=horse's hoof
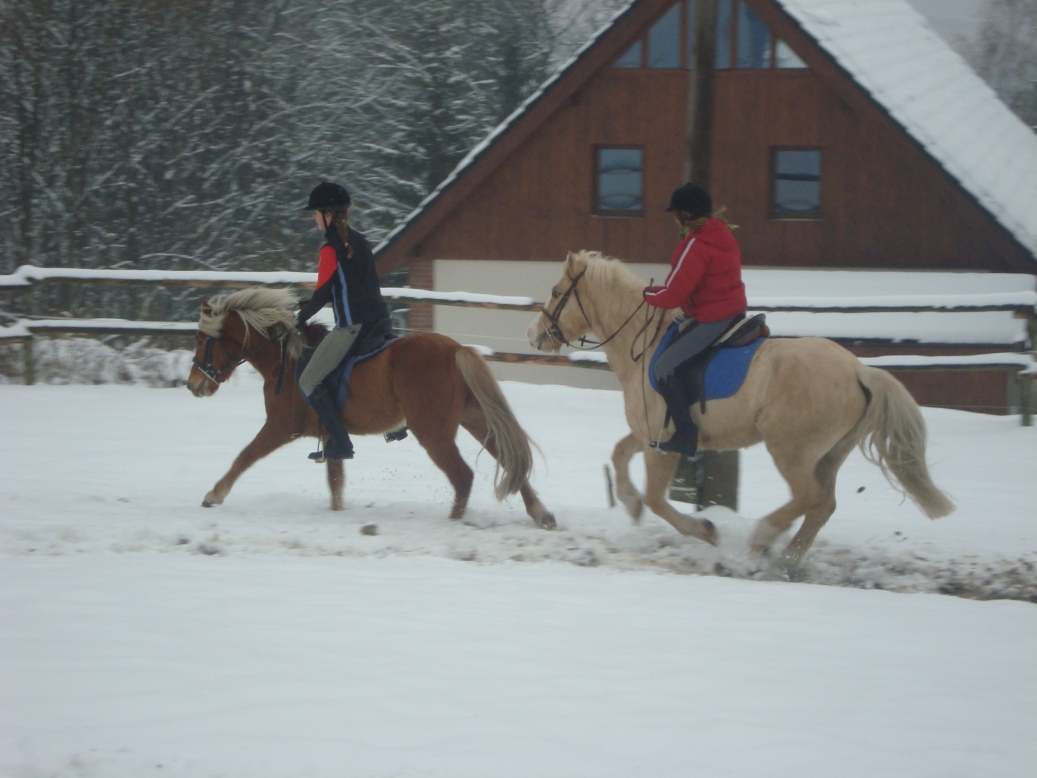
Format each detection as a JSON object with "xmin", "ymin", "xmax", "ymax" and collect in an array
[
  {"xmin": 201, "ymin": 500, "xmax": 213, "ymax": 508},
  {"xmin": 540, "ymin": 512, "xmax": 557, "ymax": 530}
]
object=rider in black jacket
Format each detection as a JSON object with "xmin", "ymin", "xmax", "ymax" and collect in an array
[{"xmin": 296, "ymin": 181, "xmax": 392, "ymax": 461}]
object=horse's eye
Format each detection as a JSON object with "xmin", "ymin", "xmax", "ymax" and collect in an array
[{"xmin": 551, "ymin": 289, "xmax": 560, "ymax": 299}]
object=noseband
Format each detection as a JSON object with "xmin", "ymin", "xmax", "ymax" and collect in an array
[
  {"xmin": 540, "ymin": 268, "xmax": 591, "ymax": 348},
  {"xmin": 193, "ymin": 330, "xmax": 288, "ymax": 393},
  {"xmin": 540, "ymin": 268, "xmax": 656, "ymax": 355}
]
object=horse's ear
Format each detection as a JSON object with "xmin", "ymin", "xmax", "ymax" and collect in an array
[
  {"xmin": 201, "ymin": 301, "xmax": 212, "ymax": 314},
  {"xmin": 565, "ymin": 251, "xmax": 576, "ymax": 268}
]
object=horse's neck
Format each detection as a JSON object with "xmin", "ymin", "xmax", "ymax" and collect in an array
[
  {"xmin": 248, "ymin": 339, "xmax": 286, "ymax": 385},
  {"xmin": 588, "ymin": 276, "xmax": 669, "ymax": 380}
]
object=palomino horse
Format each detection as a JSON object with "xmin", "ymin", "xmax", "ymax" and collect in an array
[
  {"xmin": 528, "ymin": 252, "xmax": 953, "ymax": 566},
  {"xmin": 185, "ymin": 287, "xmax": 555, "ymax": 527}
]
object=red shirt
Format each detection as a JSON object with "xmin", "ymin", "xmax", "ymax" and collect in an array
[
  {"xmin": 643, "ymin": 218, "xmax": 747, "ymax": 322},
  {"xmin": 316, "ymin": 245, "xmax": 338, "ymax": 287}
]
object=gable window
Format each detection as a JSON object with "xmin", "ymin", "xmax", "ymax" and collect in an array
[
  {"xmin": 614, "ymin": 39, "xmax": 643, "ymax": 68},
  {"xmin": 737, "ymin": 2, "xmax": 772, "ymax": 68},
  {"xmin": 648, "ymin": 3, "xmax": 682, "ymax": 68},
  {"xmin": 772, "ymin": 148, "xmax": 821, "ymax": 218},
  {"xmin": 595, "ymin": 147, "xmax": 644, "ymax": 215}
]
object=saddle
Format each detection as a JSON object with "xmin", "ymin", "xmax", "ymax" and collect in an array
[
  {"xmin": 296, "ymin": 318, "xmax": 398, "ymax": 410},
  {"xmin": 652, "ymin": 313, "xmax": 770, "ymax": 414}
]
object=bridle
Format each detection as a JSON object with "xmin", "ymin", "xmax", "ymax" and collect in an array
[
  {"xmin": 540, "ymin": 268, "xmax": 665, "ymax": 360},
  {"xmin": 193, "ymin": 329, "xmax": 289, "ymax": 394}
]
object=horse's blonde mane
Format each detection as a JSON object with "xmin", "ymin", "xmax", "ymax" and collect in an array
[
  {"xmin": 199, "ymin": 286, "xmax": 306, "ymax": 358},
  {"xmin": 570, "ymin": 250, "xmax": 677, "ymax": 325}
]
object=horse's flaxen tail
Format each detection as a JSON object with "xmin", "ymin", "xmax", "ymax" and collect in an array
[
  {"xmin": 455, "ymin": 347, "xmax": 534, "ymax": 500},
  {"xmin": 854, "ymin": 364, "xmax": 955, "ymax": 519}
]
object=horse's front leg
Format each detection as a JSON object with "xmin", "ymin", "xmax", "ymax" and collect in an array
[
  {"xmin": 611, "ymin": 433, "xmax": 644, "ymax": 522},
  {"xmin": 202, "ymin": 421, "xmax": 290, "ymax": 507},
  {"xmin": 641, "ymin": 448, "xmax": 718, "ymax": 545}
]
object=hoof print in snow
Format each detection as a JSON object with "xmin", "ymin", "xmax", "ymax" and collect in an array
[
  {"xmin": 569, "ymin": 548, "xmax": 599, "ymax": 567},
  {"xmin": 196, "ymin": 543, "xmax": 221, "ymax": 556},
  {"xmin": 176, "ymin": 536, "xmax": 190, "ymax": 546},
  {"xmin": 451, "ymin": 548, "xmax": 477, "ymax": 562},
  {"xmin": 360, "ymin": 524, "xmax": 379, "ymax": 536}
]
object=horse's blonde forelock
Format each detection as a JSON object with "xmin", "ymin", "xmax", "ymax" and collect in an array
[{"xmin": 198, "ymin": 286, "xmax": 306, "ymax": 358}]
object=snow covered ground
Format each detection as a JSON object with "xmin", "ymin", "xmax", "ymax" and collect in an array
[{"xmin": 2, "ymin": 371, "xmax": 1035, "ymax": 776}]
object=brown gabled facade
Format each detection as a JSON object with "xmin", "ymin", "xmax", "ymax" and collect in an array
[{"xmin": 375, "ymin": 0, "xmax": 1036, "ymax": 275}]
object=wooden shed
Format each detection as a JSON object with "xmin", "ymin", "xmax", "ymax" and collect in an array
[{"xmin": 374, "ymin": 0, "xmax": 1037, "ymax": 413}]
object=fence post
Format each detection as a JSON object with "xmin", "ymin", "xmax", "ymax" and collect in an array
[
  {"xmin": 700, "ymin": 450, "xmax": 739, "ymax": 511},
  {"xmin": 1021, "ymin": 372, "xmax": 1033, "ymax": 428},
  {"xmin": 23, "ymin": 337, "xmax": 35, "ymax": 385}
]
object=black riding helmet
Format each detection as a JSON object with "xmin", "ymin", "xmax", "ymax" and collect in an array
[
  {"xmin": 666, "ymin": 183, "xmax": 712, "ymax": 220},
  {"xmin": 304, "ymin": 181, "xmax": 351, "ymax": 211}
]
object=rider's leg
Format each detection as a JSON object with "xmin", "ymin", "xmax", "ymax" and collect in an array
[
  {"xmin": 299, "ymin": 325, "xmax": 362, "ymax": 460},
  {"xmin": 654, "ymin": 368, "xmax": 699, "ymax": 456}
]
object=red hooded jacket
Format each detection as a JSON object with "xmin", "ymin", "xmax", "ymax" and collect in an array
[{"xmin": 643, "ymin": 218, "xmax": 747, "ymax": 322}]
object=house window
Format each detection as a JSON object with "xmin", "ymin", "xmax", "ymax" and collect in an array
[
  {"xmin": 596, "ymin": 147, "xmax": 644, "ymax": 214},
  {"xmin": 775, "ymin": 39, "xmax": 807, "ymax": 69},
  {"xmin": 615, "ymin": 0, "xmax": 805, "ymax": 71},
  {"xmin": 615, "ymin": 39, "xmax": 643, "ymax": 68},
  {"xmin": 737, "ymin": 2, "xmax": 772, "ymax": 68},
  {"xmin": 772, "ymin": 148, "xmax": 822, "ymax": 218},
  {"xmin": 715, "ymin": 0, "xmax": 733, "ymax": 68},
  {"xmin": 648, "ymin": 3, "xmax": 682, "ymax": 68}
]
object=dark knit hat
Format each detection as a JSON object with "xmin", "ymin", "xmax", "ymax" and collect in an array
[
  {"xmin": 304, "ymin": 181, "xmax": 351, "ymax": 211},
  {"xmin": 666, "ymin": 183, "xmax": 712, "ymax": 219}
]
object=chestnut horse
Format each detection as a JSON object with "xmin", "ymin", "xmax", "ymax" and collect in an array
[
  {"xmin": 185, "ymin": 287, "xmax": 555, "ymax": 527},
  {"xmin": 528, "ymin": 252, "xmax": 953, "ymax": 567}
]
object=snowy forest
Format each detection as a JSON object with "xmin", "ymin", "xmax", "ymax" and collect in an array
[
  {"xmin": 0, "ymin": 0, "xmax": 624, "ymax": 282},
  {"xmin": 0, "ymin": 0, "xmax": 1033, "ymax": 285}
]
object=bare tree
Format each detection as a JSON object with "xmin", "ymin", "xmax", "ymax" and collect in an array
[{"xmin": 969, "ymin": 0, "xmax": 1037, "ymax": 128}]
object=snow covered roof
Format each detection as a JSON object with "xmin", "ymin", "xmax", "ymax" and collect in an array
[
  {"xmin": 779, "ymin": 0, "xmax": 1037, "ymax": 259},
  {"xmin": 374, "ymin": 0, "xmax": 1037, "ymax": 264}
]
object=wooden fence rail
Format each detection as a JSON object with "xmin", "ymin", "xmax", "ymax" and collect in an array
[{"xmin": 2, "ymin": 266, "xmax": 1035, "ymax": 425}]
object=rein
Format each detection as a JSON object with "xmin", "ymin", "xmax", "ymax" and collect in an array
[
  {"xmin": 542, "ymin": 268, "xmax": 664, "ymax": 359},
  {"xmin": 193, "ymin": 329, "xmax": 289, "ymax": 393}
]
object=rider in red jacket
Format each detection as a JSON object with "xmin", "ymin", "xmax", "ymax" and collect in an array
[{"xmin": 645, "ymin": 183, "xmax": 747, "ymax": 456}]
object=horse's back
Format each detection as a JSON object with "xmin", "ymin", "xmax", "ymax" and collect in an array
[{"xmin": 699, "ymin": 337, "xmax": 866, "ymax": 451}]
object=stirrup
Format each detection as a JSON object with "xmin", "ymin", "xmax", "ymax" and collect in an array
[{"xmin": 650, "ymin": 436, "xmax": 697, "ymax": 457}]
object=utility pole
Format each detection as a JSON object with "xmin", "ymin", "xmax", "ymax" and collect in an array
[
  {"xmin": 672, "ymin": 0, "xmax": 741, "ymax": 512},
  {"xmin": 685, "ymin": 0, "xmax": 718, "ymax": 185}
]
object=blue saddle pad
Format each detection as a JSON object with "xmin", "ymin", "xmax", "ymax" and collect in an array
[{"xmin": 649, "ymin": 321, "xmax": 765, "ymax": 401}]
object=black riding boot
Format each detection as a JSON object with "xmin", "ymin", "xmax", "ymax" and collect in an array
[
  {"xmin": 653, "ymin": 378, "xmax": 699, "ymax": 457},
  {"xmin": 306, "ymin": 384, "xmax": 354, "ymax": 461}
]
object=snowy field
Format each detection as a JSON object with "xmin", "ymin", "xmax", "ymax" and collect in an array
[{"xmin": 2, "ymin": 369, "xmax": 1035, "ymax": 776}]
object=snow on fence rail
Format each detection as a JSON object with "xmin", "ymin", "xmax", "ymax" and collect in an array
[
  {"xmin": 2, "ymin": 265, "xmax": 1036, "ymax": 314},
  {"xmin": 1, "ymin": 266, "xmax": 1034, "ymax": 424}
]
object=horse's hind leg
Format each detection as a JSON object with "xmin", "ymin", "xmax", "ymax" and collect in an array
[
  {"xmin": 460, "ymin": 408, "xmax": 556, "ymax": 529},
  {"xmin": 326, "ymin": 459, "xmax": 345, "ymax": 511},
  {"xmin": 748, "ymin": 446, "xmax": 827, "ymax": 555},
  {"xmin": 643, "ymin": 450, "xmax": 718, "ymax": 545},
  {"xmin": 203, "ymin": 421, "xmax": 289, "ymax": 507},
  {"xmin": 779, "ymin": 439, "xmax": 855, "ymax": 567},
  {"xmin": 409, "ymin": 426, "xmax": 474, "ymax": 520},
  {"xmin": 612, "ymin": 433, "xmax": 644, "ymax": 523}
]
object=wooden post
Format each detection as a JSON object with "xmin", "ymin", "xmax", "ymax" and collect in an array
[
  {"xmin": 699, "ymin": 450, "xmax": 739, "ymax": 511},
  {"xmin": 669, "ymin": 454, "xmax": 702, "ymax": 504},
  {"xmin": 23, "ymin": 337, "xmax": 35, "ymax": 385},
  {"xmin": 1021, "ymin": 372, "xmax": 1034, "ymax": 428},
  {"xmin": 685, "ymin": 0, "xmax": 719, "ymax": 184}
]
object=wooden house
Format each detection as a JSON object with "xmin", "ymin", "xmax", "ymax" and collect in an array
[{"xmin": 374, "ymin": 0, "xmax": 1037, "ymax": 413}]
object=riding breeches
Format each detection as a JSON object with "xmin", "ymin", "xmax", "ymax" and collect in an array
[
  {"xmin": 652, "ymin": 315, "xmax": 741, "ymax": 388},
  {"xmin": 298, "ymin": 324, "xmax": 362, "ymax": 397}
]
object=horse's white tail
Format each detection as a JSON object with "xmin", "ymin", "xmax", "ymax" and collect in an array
[
  {"xmin": 854, "ymin": 365, "xmax": 955, "ymax": 519},
  {"xmin": 455, "ymin": 347, "xmax": 534, "ymax": 500}
]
